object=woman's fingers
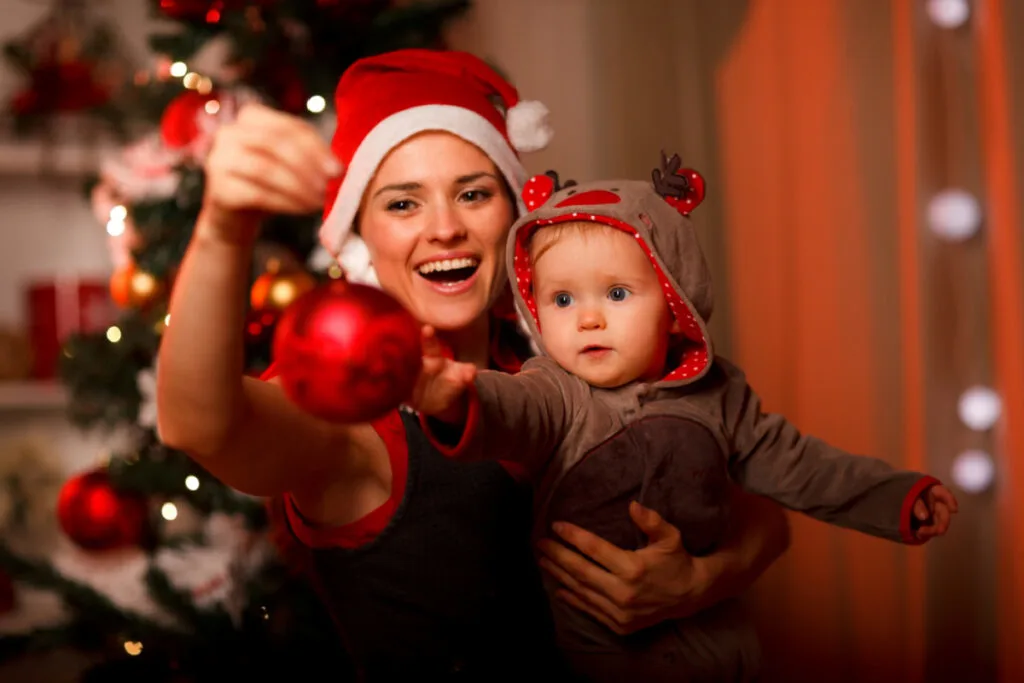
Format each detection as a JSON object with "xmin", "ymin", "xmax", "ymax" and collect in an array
[
  {"xmin": 204, "ymin": 105, "xmax": 343, "ymax": 217},
  {"xmin": 236, "ymin": 103, "xmax": 341, "ymax": 174},
  {"xmin": 211, "ymin": 173, "xmax": 315, "ymax": 217}
]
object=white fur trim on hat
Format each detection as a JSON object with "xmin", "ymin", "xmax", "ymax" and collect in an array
[
  {"xmin": 337, "ymin": 234, "xmax": 379, "ymax": 286},
  {"xmin": 506, "ymin": 100, "xmax": 553, "ymax": 153},
  {"xmin": 320, "ymin": 104, "xmax": 532, "ymax": 263}
]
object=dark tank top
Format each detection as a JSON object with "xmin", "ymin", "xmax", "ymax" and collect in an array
[{"xmin": 289, "ymin": 411, "xmax": 566, "ymax": 682}]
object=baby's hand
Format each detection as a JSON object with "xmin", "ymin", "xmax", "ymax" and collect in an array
[
  {"xmin": 408, "ymin": 326, "xmax": 477, "ymax": 422},
  {"xmin": 912, "ymin": 484, "xmax": 959, "ymax": 541}
]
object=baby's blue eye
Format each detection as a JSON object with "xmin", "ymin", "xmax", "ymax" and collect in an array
[
  {"xmin": 608, "ymin": 287, "xmax": 630, "ymax": 302},
  {"xmin": 554, "ymin": 293, "xmax": 573, "ymax": 307}
]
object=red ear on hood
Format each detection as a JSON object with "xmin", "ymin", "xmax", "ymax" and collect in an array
[
  {"xmin": 522, "ymin": 170, "xmax": 577, "ymax": 211},
  {"xmin": 522, "ymin": 174, "xmax": 554, "ymax": 211},
  {"xmin": 652, "ymin": 152, "xmax": 706, "ymax": 216}
]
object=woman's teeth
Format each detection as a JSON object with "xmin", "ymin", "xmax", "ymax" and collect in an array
[{"xmin": 416, "ymin": 257, "xmax": 480, "ymax": 275}]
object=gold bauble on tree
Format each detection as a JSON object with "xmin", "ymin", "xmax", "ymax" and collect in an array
[
  {"xmin": 110, "ymin": 263, "xmax": 164, "ymax": 309},
  {"xmin": 250, "ymin": 259, "xmax": 317, "ymax": 311}
]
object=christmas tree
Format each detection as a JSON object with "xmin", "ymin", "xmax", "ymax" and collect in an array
[{"xmin": 0, "ymin": 1, "xmax": 470, "ymax": 680}]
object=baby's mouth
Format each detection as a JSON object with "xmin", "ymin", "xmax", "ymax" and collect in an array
[
  {"xmin": 581, "ymin": 345, "xmax": 611, "ymax": 355},
  {"xmin": 416, "ymin": 257, "xmax": 480, "ymax": 283}
]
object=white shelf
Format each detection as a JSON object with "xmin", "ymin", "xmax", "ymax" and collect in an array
[{"xmin": 0, "ymin": 381, "xmax": 68, "ymax": 411}]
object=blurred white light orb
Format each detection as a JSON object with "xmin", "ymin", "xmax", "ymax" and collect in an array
[
  {"xmin": 958, "ymin": 386, "xmax": 1002, "ymax": 431},
  {"xmin": 927, "ymin": 0, "xmax": 970, "ymax": 28},
  {"xmin": 928, "ymin": 189, "xmax": 981, "ymax": 241},
  {"xmin": 951, "ymin": 449, "xmax": 994, "ymax": 493}
]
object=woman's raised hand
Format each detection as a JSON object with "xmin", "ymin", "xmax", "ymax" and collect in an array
[{"xmin": 200, "ymin": 102, "xmax": 343, "ymax": 243}]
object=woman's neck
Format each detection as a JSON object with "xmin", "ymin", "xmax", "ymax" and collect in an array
[{"xmin": 438, "ymin": 314, "xmax": 491, "ymax": 369}]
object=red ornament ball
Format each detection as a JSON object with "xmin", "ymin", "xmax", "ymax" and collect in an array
[
  {"xmin": 272, "ymin": 280, "xmax": 423, "ymax": 423},
  {"xmin": 160, "ymin": 91, "xmax": 219, "ymax": 150},
  {"xmin": 57, "ymin": 469, "xmax": 149, "ymax": 551}
]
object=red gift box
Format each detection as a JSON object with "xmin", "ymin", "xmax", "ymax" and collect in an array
[{"xmin": 26, "ymin": 278, "xmax": 116, "ymax": 380}]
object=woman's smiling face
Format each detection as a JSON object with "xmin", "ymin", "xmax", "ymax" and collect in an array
[{"xmin": 357, "ymin": 132, "xmax": 515, "ymax": 332}]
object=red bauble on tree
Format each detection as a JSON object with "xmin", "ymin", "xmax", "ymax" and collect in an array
[
  {"xmin": 272, "ymin": 279, "xmax": 423, "ymax": 423},
  {"xmin": 160, "ymin": 90, "xmax": 220, "ymax": 150},
  {"xmin": 57, "ymin": 469, "xmax": 149, "ymax": 551}
]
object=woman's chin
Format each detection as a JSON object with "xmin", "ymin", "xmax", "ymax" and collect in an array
[{"xmin": 419, "ymin": 298, "xmax": 489, "ymax": 332}]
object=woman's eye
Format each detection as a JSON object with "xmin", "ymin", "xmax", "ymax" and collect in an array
[
  {"xmin": 608, "ymin": 287, "xmax": 630, "ymax": 302},
  {"xmin": 387, "ymin": 199, "xmax": 415, "ymax": 212},
  {"xmin": 461, "ymin": 189, "xmax": 493, "ymax": 203},
  {"xmin": 554, "ymin": 293, "xmax": 573, "ymax": 308}
]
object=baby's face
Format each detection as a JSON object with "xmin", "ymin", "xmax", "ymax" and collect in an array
[{"xmin": 532, "ymin": 227, "xmax": 674, "ymax": 388}]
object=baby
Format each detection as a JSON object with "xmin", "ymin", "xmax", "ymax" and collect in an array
[{"xmin": 412, "ymin": 153, "xmax": 957, "ymax": 682}]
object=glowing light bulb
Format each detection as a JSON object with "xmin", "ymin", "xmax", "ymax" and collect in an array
[
  {"xmin": 958, "ymin": 386, "xmax": 1002, "ymax": 431},
  {"xmin": 927, "ymin": 189, "xmax": 982, "ymax": 241},
  {"xmin": 170, "ymin": 61, "xmax": 188, "ymax": 78},
  {"xmin": 106, "ymin": 326, "xmax": 122, "ymax": 343},
  {"xmin": 951, "ymin": 450, "xmax": 995, "ymax": 493},
  {"xmin": 927, "ymin": 0, "xmax": 970, "ymax": 28},
  {"xmin": 306, "ymin": 95, "xmax": 326, "ymax": 114},
  {"xmin": 185, "ymin": 475, "xmax": 200, "ymax": 491},
  {"xmin": 161, "ymin": 502, "xmax": 178, "ymax": 520}
]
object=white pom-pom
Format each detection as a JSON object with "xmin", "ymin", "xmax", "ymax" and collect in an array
[
  {"xmin": 507, "ymin": 100, "xmax": 553, "ymax": 153},
  {"xmin": 338, "ymin": 235, "xmax": 380, "ymax": 287}
]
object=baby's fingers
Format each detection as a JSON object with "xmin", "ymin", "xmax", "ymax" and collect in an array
[
  {"xmin": 930, "ymin": 486, "xmax": 960, "ymax": 514},
  {"xmin": 421, "ymin": 325, "xmax": 445, "ymax": 358}
]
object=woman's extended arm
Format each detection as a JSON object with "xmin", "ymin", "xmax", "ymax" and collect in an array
[{"xmin": 157, "ymin": 104, "xmax": 379, "ymax": 499}]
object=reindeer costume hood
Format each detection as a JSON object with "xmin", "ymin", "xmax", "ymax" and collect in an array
[{"xmin": 506, "ymin": 154, "xmax": 714, "ymax": 386}]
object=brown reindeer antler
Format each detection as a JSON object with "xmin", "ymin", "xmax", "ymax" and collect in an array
[
  {"xmin": 544, "ymin": 170, "xmax": 577, "ymax": 192},
  {"xmin": 651, "ymin": 151, "xmax": 691, "ymax": 199},
  {"xmin": 651, "ymin": 151, "xmax": 706, "ymax": 216}
]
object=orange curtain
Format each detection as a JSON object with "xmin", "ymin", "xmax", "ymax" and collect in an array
[
  {"xmin": 976, "ymin": 1, "xmax": 1024, "ymax": 681},
  {"xmin": 715, "ymin": 0, "xmax": 1022, "ymax": 681}
]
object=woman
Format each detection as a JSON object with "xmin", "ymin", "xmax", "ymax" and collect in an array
[{"xmin": 157, "ymin": 49, "xmax": 789, "ymax": 681}]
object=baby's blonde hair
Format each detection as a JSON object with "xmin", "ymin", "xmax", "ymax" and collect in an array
[{"xmin": 527, "ymin": 221, "xmax": 621, "ymax": 265}]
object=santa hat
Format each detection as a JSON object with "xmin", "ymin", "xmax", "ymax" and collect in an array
[{"xmin": 320, "ymin": 49, "xmax": 554, "ymax": 286}]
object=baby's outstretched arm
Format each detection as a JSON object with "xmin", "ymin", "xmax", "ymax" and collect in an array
[
  {"xmin": 409, "ymin": 327, "xmax": 576, "ymax": 472},
  {"xmin": 409, "ymin": 326, "xmax": 478, "ymax": 424},
  {"xmin": 721, "ymin": 359, "xmax": 955, "ymax": 545}
]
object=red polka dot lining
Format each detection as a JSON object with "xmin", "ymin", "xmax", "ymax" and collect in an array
[{"xmin": 512, "ymin": 213, "xmax": 710, "ymax": 382}]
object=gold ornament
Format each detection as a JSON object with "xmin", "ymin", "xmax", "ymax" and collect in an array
[
  {"xmin": 110, "ymin": 264, "xmax": 164, "ymax": 309},
  {"xmin": 250, "ymin": 259, "xmax": 316, "ymax": 311}
]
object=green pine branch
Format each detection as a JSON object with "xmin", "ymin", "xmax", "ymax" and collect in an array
[
  {"xmin": 0, "ymin": 542, "xmax": 182, "ymax": 645},
  {"xmin": 58, "ymin": 311, "xmax": 161, "ymax": 430},
  {"xmin": 107, "ymin": 438, "xmax": 267, "ymax": 525}
]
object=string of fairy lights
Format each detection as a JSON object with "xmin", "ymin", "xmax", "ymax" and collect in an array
[{"xmin": 923, "ymin": 0, "xmax": 1000, "ymax": 493}]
